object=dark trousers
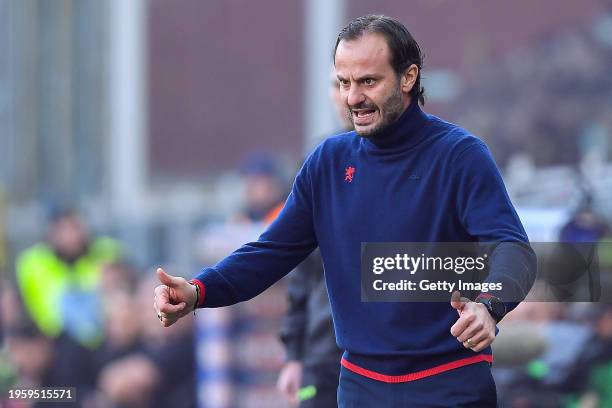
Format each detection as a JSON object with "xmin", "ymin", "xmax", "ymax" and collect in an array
[
  {"xmin": 299, "ymin": 361, "xmax": 341, "ymax": 408},
  {"xmin": 337, "ymin": 361, "xmax": 497, "ymax": 408}
]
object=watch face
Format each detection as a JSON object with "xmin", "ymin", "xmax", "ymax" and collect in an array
[{"xmin": 490, "ymin": 298, "xmax": 506, "ymax": 319}]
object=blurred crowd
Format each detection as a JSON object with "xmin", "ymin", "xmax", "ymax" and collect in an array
[
  {"xmin": 0, "ymin": 153, "xmax": 293, "ymax": 408},
  {"xmin": 491, "ymin": 196, "xmax": 612, "ymax": 408},
  {"xmin": 453, "ymin": 17, "xmax": 612, "ymax": 169},
  {"xmin": 0, "ymin": 209, "xmax": 196, "ymax": 408}
]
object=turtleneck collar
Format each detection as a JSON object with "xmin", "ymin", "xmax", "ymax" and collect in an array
[{"xmin": 359, "ymin": 99, "xmax": 429, "ymax": 155}]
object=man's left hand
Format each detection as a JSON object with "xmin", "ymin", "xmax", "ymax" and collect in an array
[{"xmin": 449, "ymin": 291, "xmax": 496, "ymax": 352}]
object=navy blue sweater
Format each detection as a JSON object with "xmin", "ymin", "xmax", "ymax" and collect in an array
[{"xmin": 195, "ymin": 101, "xmax": 536, "ymax": 377}]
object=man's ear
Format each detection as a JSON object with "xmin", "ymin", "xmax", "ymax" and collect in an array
[{"xmin": 400, "ymin": 64, "xmax": 419, "ymax": 94}]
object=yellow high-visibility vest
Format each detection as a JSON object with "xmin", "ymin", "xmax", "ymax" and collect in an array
[{"xmin": 16, "ymin": 237, "xmax": 121, "ymax": 347}]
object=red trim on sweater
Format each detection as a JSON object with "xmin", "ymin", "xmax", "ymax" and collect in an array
[
  {"xmin": 189, "ymin": 278, "xmax": 206, "ymax": 308},
  {"xmin": 341, "ymin": 354, "xmax": 493, "ymax": 383}
]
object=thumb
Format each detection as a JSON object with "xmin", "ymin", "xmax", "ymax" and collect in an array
[
  {"xmin": 450, "ymin": 291, "xmax": 469, "ymax": 313},
  {"xmin": 157, "ymin": 267, "xmax": 180, "ymax": 288}
]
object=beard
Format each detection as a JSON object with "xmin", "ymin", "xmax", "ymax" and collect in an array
[{"xmin": 348, "ymin": 84, "xmax": 405, "ymax": 140}]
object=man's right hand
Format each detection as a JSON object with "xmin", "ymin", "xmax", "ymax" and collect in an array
[
  {"xmin": 153, "ymin": 267, "xmax": 197, "ymax": 327},
  {"xmin": 276, "ymin": 360, "xmax": 303, "ymax": 407}
]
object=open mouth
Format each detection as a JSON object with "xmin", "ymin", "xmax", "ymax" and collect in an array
[{"xmin": 352, "ymin": 109, "xmax": 377, "ymax": 125}]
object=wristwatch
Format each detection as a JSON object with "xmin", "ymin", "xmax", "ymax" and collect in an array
[{"xmin": 475, "ymin": 294, "xmax": 506, "ymax": 323}]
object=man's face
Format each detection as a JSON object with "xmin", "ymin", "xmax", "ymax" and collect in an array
[
  {"xmin": 334, "ymin": 33, "xmax": 411, "ymax": 138},
  {"xmin": 49, "ymin": 214, "xmax": 88, "ymax": 258}
]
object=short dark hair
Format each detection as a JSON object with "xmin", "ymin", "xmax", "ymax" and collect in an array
[{"xmin": 334, "ymin": 15, "xmax": 425, "ymax": 105}]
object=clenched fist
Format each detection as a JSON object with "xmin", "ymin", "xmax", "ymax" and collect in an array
[
  {"xmin": 450, "ymin": 291, "xmax": 496, "ymax": 352},
  {"xmin": 153, "ymin": 267, "xmax": 198, "ymax": 327}
]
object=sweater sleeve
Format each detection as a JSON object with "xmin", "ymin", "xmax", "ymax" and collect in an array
[
  {"xmin": 193, "ymin": 158, "xmax": 318, "ymax": 308},
  {"xmin": 453, "ymin": 141, "xmax": 537, "ymax": 312}
]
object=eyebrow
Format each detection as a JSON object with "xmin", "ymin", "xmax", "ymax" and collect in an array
[{"xmin": 336, "ymin": 73, "xmax": 382, "ymax": 82}]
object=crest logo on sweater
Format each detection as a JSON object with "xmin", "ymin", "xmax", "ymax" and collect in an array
[{"xmin": 344, "ymin": 166, "xmax": 355, "ymax": 183}]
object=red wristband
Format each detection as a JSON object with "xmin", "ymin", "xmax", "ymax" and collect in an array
[{"xmin": 188, "ymin": 279, "xmax": 206, "ymax": 308}]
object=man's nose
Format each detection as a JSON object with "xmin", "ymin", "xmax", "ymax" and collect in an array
[{"xmin": 346, "ymin": 84, "xmax": 365, "ymax": 108}]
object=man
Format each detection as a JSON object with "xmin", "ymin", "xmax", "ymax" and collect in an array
[
  {"xmin": 154, "ymin": 15, "xmax": 536, "ymax": 407},
  {"xmin": 17, "ymin": 207, "xmax": 121, "ymax": 348},
  {"xmin": 15, "ymin": 208, "xmax": 121, "ymax": 402},
  {"xmin": 276, "ymin": 71, "xmax": 352, "ymax": 408}
]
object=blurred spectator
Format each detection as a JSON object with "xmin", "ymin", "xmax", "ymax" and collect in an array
[
  {"xmin": 583, "ymin": 306, "xmax": 612, "ymax": 407},
  {"xmin": 549, "ymin": 194, "xmax": 610, "ymax": 302},
  {"xmin": 95, "ymin": 289, "xmax": 144, "ymax": 370},
  {"xmin": 493, "ymin": 300, "xmax": 612, "ymax": 407},
  {"xmin": 5, "ymin": 323, "xmax": 53, "ymax": 392},
  {"xmin": 1, "ymin": 283, "xmax": 26, "ymax": 339},
  {"xmin": 276, "ymin": 71, "xmax": 350, "ymax": 407},
  {"xmin": 15, "ymin": 207, "xmax": 121, "ymax": 348},
  {"xmin": 560, "ymin": 305, "xmax": 612, "ymax": 408},
  {"xmin": 277, "ymin": 250, "xmax": 341, "ymax": 408},
  {"xmin": 236, "ymin": 152, "xmax": 288, "ymax": 224},
  {"xmin": 194, "ymin": 153, "xmax": 290, "ymax": 408},
  {"xmin": 99, "ymin": 262, "xmax": 138, "ymax": 296},
  {"xmin": 0, "ymin": 284, "xmax": 23, "ymax": 400},
  {"xmin": 493, "ymin": 303, "xmax": 574, "ymax": 407},
  {"xmin": 559, "ymin": 195, "xmax": 610, "ymax": 243},
  {"xmin": 4, "ymin": 320, "xmax": 98, "ymax": 408}
]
